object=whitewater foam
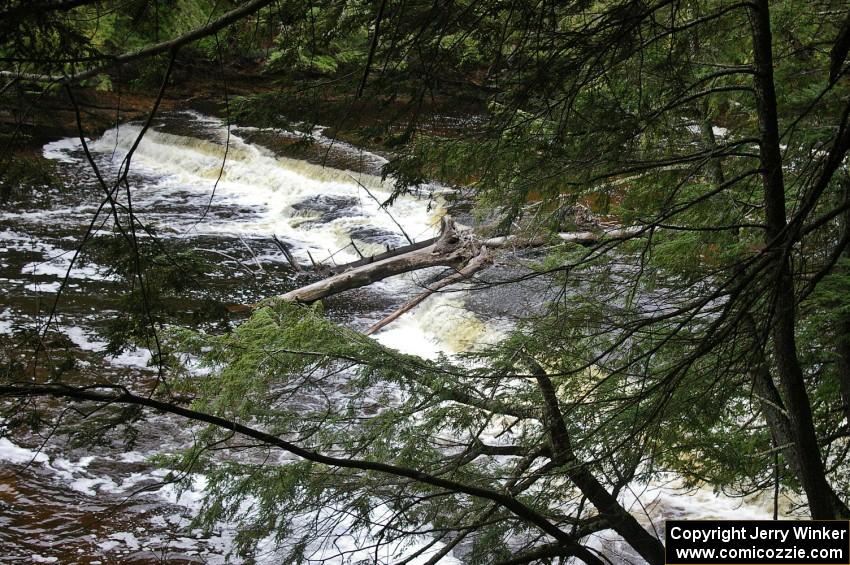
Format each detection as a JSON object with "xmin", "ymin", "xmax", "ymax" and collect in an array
[{"xmin": 56, "ymin": 123, "xmax": 446, "ymax": 264}]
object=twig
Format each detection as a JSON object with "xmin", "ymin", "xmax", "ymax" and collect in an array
[
  {"xmin": 194, "ymin": 247, "xmax": 259, "ymax": 277},
  {"xmin": 350, "ymin": 238, "xmax": 364, "ymax": 259},
  {"xmin": 238, "ymin": 235, "xmax": 265, "ymax": 273},
  {"xmin": 347, "ymin": 173, "xmax": 414, "ymax": 245},
  {"xmin": 272, "ymin": 235, "xmax": 302, "ymax": 272},
  {"xmin": 366, "ymin": 246, "xmax": 491, "ymax": 335}
]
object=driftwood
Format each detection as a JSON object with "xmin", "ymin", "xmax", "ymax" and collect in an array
[
  {"xmin": 483, "ymin": 225, "xmax": 643, "ymax": 248},
  {"xmin": 365, "ymin": 246, "xmax": 491, "ymax": 335},
  {"xmin": 272, "ymin": 235, "xmax": 302, "ymax": 272},
  {"xmin": 330, "ymin": 237, "xmax": 437, "ymax": 274},
  {"xmin": 275, "ymin": 216, "xmax": 642, "ymax": 331},
  {"xmin": 279, "ymin": 216, "xmax": 478, "ymax": 304}
]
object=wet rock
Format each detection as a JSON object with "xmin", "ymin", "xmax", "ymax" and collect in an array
[
  {"xmin": 290, "ymin": 194, "xmax": 360, "ymax": 224},
  {"xmin": 348, "ymin": 226, "xmax": 405, "ymax": 246}
]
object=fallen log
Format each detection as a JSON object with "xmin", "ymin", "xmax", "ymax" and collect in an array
[
  {"xmin": 483, "ymin": 226, "xmax": 643, "ymax": 248},
  {"xmin": 329, "ymin": 236, "xmax": 437, "ymax": 273},
  {"xmin": 278, "ymin": 216, "xmax": 478, "ymax": 304},
  {"xmin": 275, "ymin": 217, "xmax": 642, "ymax": 307},
  {"xmin": 365, "ymin": 246, "xmax": 492, "ymax": 335}
]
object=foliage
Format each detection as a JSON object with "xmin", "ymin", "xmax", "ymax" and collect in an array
[
  {"xmin": 81, "ymin": 234, "xmax": 225, "ymax": 356},
  {"xmin": 163, "ymin": 301, "xmax": 595, "ymax": 560},
  {"xmin": 3, "ymin": 0, "xmax": 850, "ymax": 563},
  {"xmin": 0, "ymin": 152, "xmax": 58, "ymax": 203}
]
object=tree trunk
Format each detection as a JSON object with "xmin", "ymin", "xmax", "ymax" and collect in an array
[
  {"xmin": 749, "ymin": 0, "xmax": 848, "ymax": 519},
  {"xmin": 837, "ymin": 178, "xmax": 850, "ymax": 425},
  {"xmin": 365, "ymin": 246, "xmax": 491, "ymax": 335},
  {"xmin": 279, "ymin": 217, "xmax": 639, "ymax": 305},
  {"xmin": 527, "ymin": 358, "xmax": 665, "ymax": 565},
  {"xmin": 278, "ymin": 216, "xmax": 477, "ymax": 303},
  {"xmin": 483, "ymin": 226, "xmax": 642, "ymax": 249}
]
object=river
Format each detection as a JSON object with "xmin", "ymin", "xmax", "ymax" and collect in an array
[{"xmin": 0, "ymin": 111, "xmax": 789, "ymax": 563}]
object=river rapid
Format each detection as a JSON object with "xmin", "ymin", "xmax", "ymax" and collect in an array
[{"xmin": 0, "ymin": 112, "xmax": 789, "ymax": 564}]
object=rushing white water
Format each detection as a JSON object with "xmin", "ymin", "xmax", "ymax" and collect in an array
[
  {"xmin": 51, "ymin": 119, "xmax": 442, "ymax": 263},
  {"xmin": 39, "ymin": 114, "xmax": 502, "ymax": 358},
  {"xmin": 1, "ymin": 112, "xmax": 502, "ymax": 564},
  {"xmin": 0, "ymin": 112, "xmax": 796, "ymax": 564}
]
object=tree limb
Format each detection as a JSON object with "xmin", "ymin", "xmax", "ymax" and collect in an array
[
  {"xmin": 0, "ymin": 0, "xmax": 278, "ymax": 84},
  {"xmin": 0, "ymin": 382, "xmax": 602, "ymax": 561}
]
